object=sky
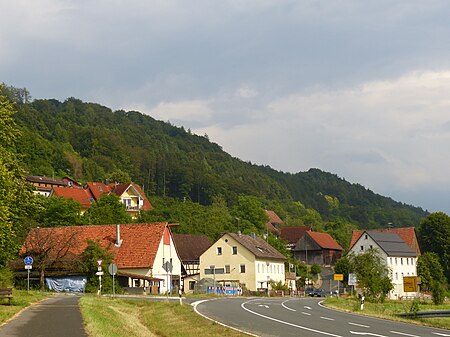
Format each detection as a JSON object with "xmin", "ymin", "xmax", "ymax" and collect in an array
[{"xmin": 2, "ymin": 0, "xmax": 450, "ymax": 215}]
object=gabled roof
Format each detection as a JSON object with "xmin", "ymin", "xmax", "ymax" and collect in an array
[
  {"xmin": 172, "ymin": 234, "xmax": 212, "ymax": 262},
  {"xmin": 52, "ymin": 186, "xmax": 95, "ymax": 209},
  {"xmin": 359, "ymin": 231, "xmax": 417, "ymax": 257},
  {"xmin": 302, "ymin": 231, "xmax": 343, "ymax": 251},
  {"xmin": 22, "ymin": 223, "xmax": 171, "ymax": 269},
  {"xmin": 350, "ymin": 227, "xmax": 420, "ymax": 254},
  {"xmin": 280, "ymin": 226, "xmax": 312, "ymax": 246},
  {"xmin": 265, "ymin": 210, "xmax": 284, "ymax": 225},
  {"xmin": 226, "ymin": 233, "xmax": 286, "ymax": 261}
]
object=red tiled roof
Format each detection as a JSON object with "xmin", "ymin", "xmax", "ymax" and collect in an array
[
  {"xmin": 52, "ymin": 186, "xmax": 94, "ymax": 209},
  {"xmin": 349, "ymin": 227, "xmax": 419, "ymax": 254},
  {"xmin": 265, "ymin": 210, "xmax": 284, "ymax": 225},
  {"xmin": 86, "ymin": 182, "xmax": 110, "ymax": 201},
  {"xmin": 26, "ymin": 175, "xmax": 67, "ymax": 186},
  {"xmin": 280, "ymin": 226, "xmax": 312, "ymax": 245},
  {"xmin": 306, "ymin": 231, "xmax": 343, "ymax": 250},
  {"xmin": 172, "ymin": 234, "xmax": 212, "ymax": 261},
  {"xmin": 22, "ymin": 223, "xmax": 170, "ymax": 269}
]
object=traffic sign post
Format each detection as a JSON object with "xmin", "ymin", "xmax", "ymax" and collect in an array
[
  {"xmin": 97, "ymin": 260, "xmax": 102, "ymax": 295},
  {"xmin": 108, "ymin": 263, "xmax": 118, "ymax": 297},
  {"xmin": 24, "ymin": 256, "xmax": 33, "ymax": 292}
]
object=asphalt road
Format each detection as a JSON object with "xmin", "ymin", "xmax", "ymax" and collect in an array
[
  {"xmin": 0, "ymin": 294, "xmax": 87, "ymax": 337},
  {"xmin": 194, "ymin": 297, "xmax": 450, "ymax": 337}
]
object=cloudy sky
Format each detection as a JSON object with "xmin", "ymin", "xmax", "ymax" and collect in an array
[{"xmin": 2, "ymin": 1, "xmax": 450, "ymax": 214}]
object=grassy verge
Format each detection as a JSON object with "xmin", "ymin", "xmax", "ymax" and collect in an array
[
  {"xmin": 0, "ymin": 290, "xmax": 50, "ymax": 325},
  {"xmin": 324, "ymin": 296, "xmax": 450, "ymax": 329},
  {"xmin": 80, "ymin": 296, "xmax": 249, "ymax": 337}
]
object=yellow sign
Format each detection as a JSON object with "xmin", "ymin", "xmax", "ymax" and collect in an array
[
  {"xmin": 403, "ymin": 276, "xmax": 418, "ymax": 292},
  {"xmin": 334, "ymin": 274, "xmax": 344, "ymax": 281}
]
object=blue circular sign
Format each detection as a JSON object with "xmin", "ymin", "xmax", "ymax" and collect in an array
[{"xmin": 24, "ymin": 256, "xmax": 33, "ymax": 265}]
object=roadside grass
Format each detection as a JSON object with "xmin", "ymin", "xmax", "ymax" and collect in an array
[
  {"xmin": 80, "ymin": 296, "xmax": 249, "ymax": 337},
  {"xmin": 0, "ymin": 290, "xmax": 50, "ymax": 325},
  {"xmin": 324, "ymin": 296, "xmax": 450, "ymax": 329}
]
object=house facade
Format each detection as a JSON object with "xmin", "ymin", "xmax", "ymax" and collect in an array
[
  {"xmin": 279, "ymin": 226, "xmax": 312, "ymax": 251},
  {"xmin": 293, "ymin": 231, "xmax": 343, "ymax": 266},
  {"xmin": 26, "ymin": 175, "xmax": 68, "ymax": 197},
  {"xmin": 21, "ymin": 223, "xmax": 181, "ymax": 294},
  {"xmin": 199, "ymin": 233, "xmax": 286, "ymax": 292},
  {"xmin": 349, "ymin": 230, "xmax": 418, "ymax": 299}
]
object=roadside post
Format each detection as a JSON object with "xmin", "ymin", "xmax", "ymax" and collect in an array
[
  {"xmin": 108, "ymin": 263, "xmax": 118, "ymax": 297},
  {"xmin": 334, "ymin": 274, "xmax": 343, "ymax": 297},
  {"xmin": 96, "ymin": 260, "xmax": 103, "ymax": 295},
  {"xmin": 360, "ymin": 295, "xmax": 365, "ymax": 310},
  {"xmin": 24, "ymin": 256, "xmax": 33, "ymax": 292},
  {"xmin": 178, "ymin": 288, "xmax": 182, "ymax": 305}
]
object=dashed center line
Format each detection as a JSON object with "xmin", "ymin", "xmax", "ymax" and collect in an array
[
  {"xmin": 349, "ymin": 322, "xmax": 370, "ymax": 328},
  {"xmin": 433, "ymin": 333, "xmax": 450, "ymax": 337},
  {"xmin": 301, "ymin": 312, "xmax": 312, "ymax": 316},
  {"xmin": 320, "ymin": 317, "xmax": 335, "ymax": 321},
  {"xmin": 304, "ymin": 306, "xmax": 312, "ymax": 310}
]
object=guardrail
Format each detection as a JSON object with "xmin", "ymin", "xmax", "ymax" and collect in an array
[{"xmin": 397, "ymin": 310, "xmax": 450, "ymax": 318}]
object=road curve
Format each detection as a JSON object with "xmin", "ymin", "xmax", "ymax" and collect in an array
[{"xmin": 193, "ymin": 297, "xmax": 450, "ymax": 337}]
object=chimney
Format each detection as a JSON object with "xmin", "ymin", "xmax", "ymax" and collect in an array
[
  {"xmin": 237, "ymin": 230, "xmax": 241, "ymax": 236},
  {"xmin": 115, "ymin": 224, "xmax": 123, "ymax": 247},
  {"xmin": 251, "ymin": 232, "xmax": 256, "ymax": 240}
]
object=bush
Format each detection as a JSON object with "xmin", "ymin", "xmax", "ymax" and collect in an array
[{"xmin": 0, "ymin": 266, "xmax": 13, "ymax": 287}]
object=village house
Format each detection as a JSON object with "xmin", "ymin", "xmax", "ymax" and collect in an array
[
  {"xmin": 199, "ymin": 232, "xmax": 286, "ymax": 292},
  {"xmin": 265, "ymin": 210, "xmax": 283, "ymax": 235},
  {"xmin": 21, "ymin": 223, "xmax": 181, "ymax": 294},
  {"xmin": 349, "ymin": 230, "xmax": 418, "ymax": 299},
  {"xmin": 26, "ymin": 175, "xmax": 68, "ymax": 197},
  {"xmin": 293, "ymin": 231, "xmax": 343, "ymax": 266},
  {"xmin": 172, "ymin": 233, "xmax": 212, "ymax": 293},
  {"xmin": 279, "ymin": 226, "xmax": 312, "ymax": 251}
]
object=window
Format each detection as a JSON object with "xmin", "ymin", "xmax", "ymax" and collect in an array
[
  {"xmin": 217, "ymin": 247, "xmax": 222, "ymax": 255},
  {"xmin": 240, "ymin": 264, "xmax": 246, "ymax": 273},
  {"xmin": 257, "ymin": 263, "xmax": 260, "ymax": 273},
  {"xmin": 364, "ymin": 234, "xmax": 368, "ymax": 239},
  {"xmin": 401, "ymin": 258, "xmax": 403, "ymax": 265},
  {"xmin": 225, "ymin": 265, "xmax": 230, "ymax": 274},
  {"xmin": 370, "ymin": 245, "xmax": 373, "ymax": 249},
  {"xmin": 189, "ymin": 281, "xmax": 195, "ymax": 290},
  {"xmin": 395, "ymin": 272, "xmax": 398, "ymax": 280},
  {"xmin": 390, "ymin": 258, "xmax": 392, "ymax": 265},
  {"xmin": 407, "ymin": 258, "xmax": 409, "ymax": 265},
  {"xmin": 360, "ymin": 245, "xmax": 364, "ymax": 251},
  {"xmin": 395, "ymin": 258, "xmax": 397, "ymax": 265},
  {"xmin": 232, "ymin": 246, "xmax": 238, "ymax": 255}
]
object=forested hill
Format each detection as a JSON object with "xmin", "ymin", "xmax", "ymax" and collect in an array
[{"xmin": 11, "ymin": 94, "xmax": 427, "ymax": 228}]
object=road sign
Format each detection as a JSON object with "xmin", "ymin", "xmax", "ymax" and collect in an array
[
  {"xmin": 97, "ymin": 260, "xmax": 103, "ymax": 266},
  {"xmin": 403, "ymin": 276, "xmax": 418, "ymax": 292},
  {"xmin": 97, "ymin": 266, "xmax": 102, "ymax": 272},
  {"xmin": 108, "ymin": 263, "xmax": 118, "ymax": 276},
  {"xmin": 348, "ymin": 273, "xmax": 357, "ymax": 286},
  {"xmin": 96, "ymin": 271, "xmax": 104, "ymax": 276},
  {"xmin": 334, "ymin": 274, "xmax": 344, "ymax": 281},
  {"xmin": 162, "ymin": 261, "xmax": 173, "ymax": 273},
  {"xmin": 24, "ymin": 256, "xmax": 33, "ymax": 265},
  {"xmin": 25, "ymin": 265, "xmax": 32, "ymax": 270}
]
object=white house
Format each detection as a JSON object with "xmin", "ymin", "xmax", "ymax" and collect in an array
[
  {"xmin": 199, "ymin": 233, "xmax": 286, "ymax": 292},
  {"xmin": 349, "ymin": 230, "xmax": 418, "ymax": 299}
]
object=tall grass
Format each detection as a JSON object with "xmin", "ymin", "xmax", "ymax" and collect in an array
[{"xmin": 0, "ymin": 290, "xmax": 49, "ymax": 325}]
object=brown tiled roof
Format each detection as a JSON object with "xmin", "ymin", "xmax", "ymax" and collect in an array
[
  {"xmin": 172, "ymin": 234, "xmax": 212, "ymax": 261},
  {"xmin": 26, "ymin": 175, "xmax": 67, "ymax": 186},
  {"xmin": 280, "ymin": 226, "xmax": 312, "ymax": 246},
  {"xmin": 227, "ymin": 233, "xmax": 286, "ymax": 261},
  {"xmin": 305, "ymin": 231, "xmax": 343, "ymax": 250},
  {"xmin": 265, "ymin": 210, "xmax": 284, "ymax": 225},
  {"xmin": 22, "ymin": 223, "xmax": 170, "ymax": 269},
  {"xmin": 349, "ymin": 227, "xmax": 420, "ymax": 254},
  {"xmin": 52, "ymin": 186, "xmax": 94, "ymax": 209}
]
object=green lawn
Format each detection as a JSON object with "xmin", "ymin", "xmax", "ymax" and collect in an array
[
  {"xmin": 80, "ymin": 296, "xmax": 249, "ymax": 337},
  {"xmin": 0, "ymin": 290, "xmax": 50, "ymax": 325},
  {"xmin": 324, "ymin": 296, "xmax": 450, "ymax": 330}
]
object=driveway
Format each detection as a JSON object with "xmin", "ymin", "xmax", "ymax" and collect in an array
[{"xmin": 0, "ymin": 294, "xmax": 87, "ymax": 337}]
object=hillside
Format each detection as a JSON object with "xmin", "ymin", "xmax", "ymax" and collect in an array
[{"xmin": 8, "ymin": 91, "xmax": 427, "ymax": 228}]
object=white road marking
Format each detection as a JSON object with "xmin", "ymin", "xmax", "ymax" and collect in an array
[
  {"xmin": 281, "ymin": 301, "xmax": 296, "ymax": 312},
  {"xmin": 390, "ymin": 331, "xmax": 420, "ymax": 337},
  {"xmin": 349, "ymin": 322, "xmax": 370, "ymax": 328},
  {"xmin": 350, "ymin": 332, "xmax": 388, "ymax": 337},
  {"xmin": 258, "ymin": 304, "xmax": 269, "ymax": 309},
  {"xmin": 301, "ymin": 312, "xmax": 312, "ymax": 316},
  {"xmin": 242, "ymin": 300, "xmax": 342, "ymax": 337},
  {"xmin": 320, "ymin": 317, "xmax": 335, "ymax": 321},
  {"xmin": 304, "ymin": 306, "xmax": 312, "ymax": 310},
  {"xmin": 433, "ymin": 333, "xmax": 450, "ymax": 337}
]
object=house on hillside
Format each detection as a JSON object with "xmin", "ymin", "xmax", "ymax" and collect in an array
[
  {"xmin": 349, "ymin": 230, "xmax": 418, "ymax": 299},
  {"xmin": 293, "ymin": 231, "xmax": 343, "ymax": 266},
  {"xmin": 349, "ymin": 227, "xmax": 421, "ymax": 255},
  {"xmin": 265, "ymin": 210, "xmax": 283, "ymax": 235},
  {"xmin": 279, "ymin": 226, "xmax": 312, "ymax": 251},
  {"xmin": 21, "ymin": 223, "xmax": 181, "ymax": 294},
  {"xmin": 199, "ymin": 233, "xmax": 286, "ymax": 292},
  {"xmin": 26, "ymin": 175, "xmax": 68, "ymax": 197},
  {"xmin": 172, "ymin": 233, "xmax": 212, "ymax": 293},
  {"xmin": 50, "ymin": 180, "xmax": 152, "ymax": 218}
]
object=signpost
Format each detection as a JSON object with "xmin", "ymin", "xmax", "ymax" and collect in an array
[
  {"xmin": 24, "ymin": 256, "xmax": 33, "ymax": 292},
  {"xmin": 334, "ymin": 274, "xmax": 343, "ymax": 296},
  {"xmin": 96, "ymin": 260, "xmax": 103, "ymax": 295},
  {"xmin": 108, "ymin": 263, "xmax": 118, "ymax": 297},
  {"xmin": 403, "ymin": 276, "xmax": 418, "ymax": 292}
]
